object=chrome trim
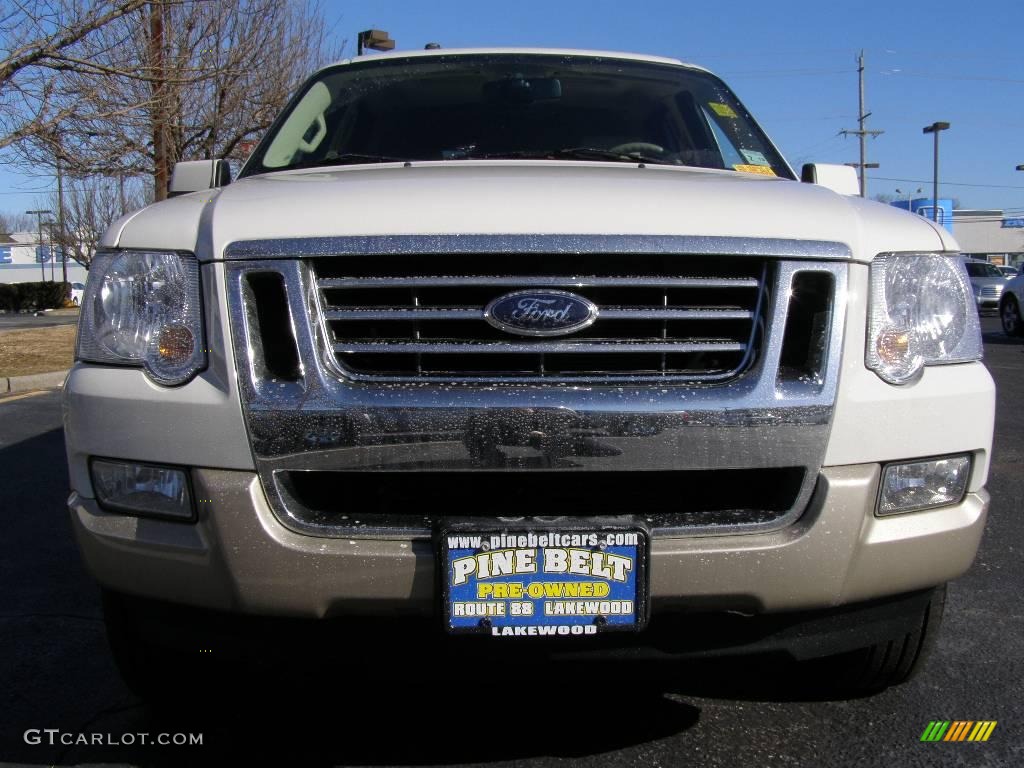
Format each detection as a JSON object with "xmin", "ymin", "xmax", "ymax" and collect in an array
[
  {"xmin": 225, "ymin": 253, "xmax": 850, "ymax": 541},
  {"xmin": 318, "ymin": 275, "xmax": 761, "ymax": 289},
  {"xmin": 324, "ymin": 307, "xmax": 753, "ymax": 321},
  {"xmin": 224, "ymin": 234, "xmax": 853, "ymax": 261},
  {"xmin": 333, "ymin": 340, "xmax": 746, "ymax": 354}
]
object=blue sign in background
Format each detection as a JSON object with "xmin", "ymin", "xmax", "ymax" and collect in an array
[{"xmin": 446, "ymin": 542, "xmax": 641, "ymax": 630}]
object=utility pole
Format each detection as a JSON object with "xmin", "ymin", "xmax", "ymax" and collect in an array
[
  {"xmin": 150, "ymin": 0, "xmax": 169, "ymax": 201},
  {"xmin": 840, "ymin": 51, "xmax": 884, "ymax": 197}
]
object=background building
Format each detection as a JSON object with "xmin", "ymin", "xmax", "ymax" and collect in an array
[
  {"xmin": 889, "ymin": 201, "xmax": 1024, "ymax": 266},
  {"xmin": 0, "ymin": 231, "xmax": 88, "ymax": 285},
  {"xmin": 951, "ymin": 210, "xmax": 1024, "ymax": 267}
]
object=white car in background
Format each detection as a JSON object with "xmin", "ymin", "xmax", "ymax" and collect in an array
[
  {"xmin": 70, "ymin": 282, "xmax": 85, "ymax": 306},
  {"xmin": 962, "ymin": 259, "xmax": 1006, "ymax": 313},
  {"xmin": 1000, "ymin": 271, "xmax": 1024, "ymax": 336}
]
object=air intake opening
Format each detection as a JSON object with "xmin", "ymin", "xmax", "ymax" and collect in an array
[
  {"xmin": 244, "ymin": 272, "xmax": 301, "ymax": 382},
  {"xmin": 273, "ymin": 467, "xmax": 807, "ymax": 533},
  {"xmin": 778, "ymin": 271, "xmax": 833, "ymax": 387}
]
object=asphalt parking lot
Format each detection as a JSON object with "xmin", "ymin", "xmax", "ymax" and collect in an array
[{"xmin": 0, "ymin": 316, "xmax": 1021, "ymax": 767}]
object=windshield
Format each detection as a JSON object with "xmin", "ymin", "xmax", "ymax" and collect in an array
[
  {"xmin": 965, "ymin": 262, "xmax": 1003, "ymax": 278},
  {"xmin": 241, "ymin": 53, "xmax": 793, "ymax": 179}
]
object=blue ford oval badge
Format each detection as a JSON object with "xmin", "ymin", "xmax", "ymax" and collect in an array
[{"xmin": 484, "ymin": 290, "xmax": 599, "ymax": 337}]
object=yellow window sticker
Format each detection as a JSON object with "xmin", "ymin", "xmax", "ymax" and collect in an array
[
  {"xmin": 709, "ymin": 102, "xmax": 738, "ymax": 118},
  {"xmin": 733, "ymin": 164, "xmax": 777, "ymax": 176}
]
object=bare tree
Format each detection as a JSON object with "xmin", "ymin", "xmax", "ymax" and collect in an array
[
  {"xmin": 45, "ymin": 175, "xmax": 149, "ymax": 267},
  {"xmin": 0, "ymin": 210, "xmax": 37, "ymax": 233},
  {"xmin": 0, "ymin": 0, "xmax": 151, "ymax": 151},
  {"xmin": 8, "ymin": 0, "xmax": 338, "ymax": 199}
]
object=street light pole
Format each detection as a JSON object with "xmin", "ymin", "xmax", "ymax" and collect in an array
[
  {"xmin": 922, "ymin": 122, "xmax": 950, "ymax": 223},
  {"xmin": 895, "ymin": 187, "xmax": 923, "ymax": 215},
  {"xmin": 55, "ymin": 139, "xmax": 67, "ymax": 288},
  {"xmin": 43, "ymin": 221, "xmax": 57, "ymax": 281},
  {"xmin": 357, "ymin": 29, "xmax": 395, "ymax": 56},
  {"xmin": 26, "ymin": 209, "xmax": 53, "ymax": 281}
]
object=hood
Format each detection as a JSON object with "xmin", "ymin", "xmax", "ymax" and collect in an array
[{"xmin": 107, "ymin": 161, "xmax": 953, "ymax": 263}]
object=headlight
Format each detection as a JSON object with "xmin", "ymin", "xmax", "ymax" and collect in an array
[
  {"xmin": 77, "ymin": 250, "xmax": 206, "ymax": 385},
  {"xmin": 866, "ymin": 253, "xmax": 982, "ymax": 385}
]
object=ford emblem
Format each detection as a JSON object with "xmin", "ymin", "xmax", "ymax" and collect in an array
[{"xmin": 484, "ymin": 290, "xmax": 599, "ymax": 337}]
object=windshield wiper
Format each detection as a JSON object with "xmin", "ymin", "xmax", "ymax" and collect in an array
[
  {"xmin": 553, "ymin": 147, "xmax": 673, "ymax": 165},
  {"xmin": 466, "ymin": 147, "xmax": 674, "ymax": 165},
  {"xmin": 287, "ymin": 153, "xmax": 410, "ymax": 170}
]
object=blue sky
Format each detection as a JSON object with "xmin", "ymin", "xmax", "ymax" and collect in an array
[{"xmin": 2, "ymin": 0, "xmax": 1022, "ymax": 217}]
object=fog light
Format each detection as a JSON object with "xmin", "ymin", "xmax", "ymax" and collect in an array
[
  {"xmin": 877, "ymin": 455, "xmax": 971, "ymax": 516},
  {"xmin": 90, "ymin": 459, "xmax": 194, "ymax": 521}
]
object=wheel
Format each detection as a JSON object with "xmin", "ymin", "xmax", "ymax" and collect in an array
[
  {"xmin": 101, "ymin": 590, "xmax": 210, "ymax": 702},
  {"xmin": 102, "ymin": 590, "xmax": 171, "ymax": 699},
  {"xmin": 1001, "ymin": 296, "xmax": 1024, "ymax": 337},
  {"xmin": 814, "ymin": 584, "xmax": 946, "ymax": 694}
]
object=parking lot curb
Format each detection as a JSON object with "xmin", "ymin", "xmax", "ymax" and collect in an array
[{"xmin": 3, "ymin": 369, "xmax": 69, "ymax": 394}]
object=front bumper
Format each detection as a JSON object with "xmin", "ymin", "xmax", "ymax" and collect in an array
[{"xmin": 69, "ymin": 462, "xmax": 989, "ymax": 619}]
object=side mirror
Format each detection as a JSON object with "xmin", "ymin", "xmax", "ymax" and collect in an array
[
  {"xmin": 168, "ymin": 159, "xmax": 231, "ymax": 197},
  {"xmin": 800, "ymin": 163, "xmax": 859, "ymax": 196}
]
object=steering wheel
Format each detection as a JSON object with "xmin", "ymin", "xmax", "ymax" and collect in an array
[{"xmin": 609, "ymin": 142, "xmax": 665, "ymax": 157}]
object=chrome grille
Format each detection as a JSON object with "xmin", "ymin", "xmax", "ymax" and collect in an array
[
  {"xmin": 225, "ymin": 235, "xmax": 850, "ymax": 540},
  {"xmin": 312, "ymin": 254, "xmax": 769, "ymax": 380},
  {"xmin": 980, "ymin": 285, "xmax": 1003, "ymax": 299}
]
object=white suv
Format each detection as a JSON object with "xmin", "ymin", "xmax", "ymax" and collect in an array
[{"xmin": 66, "ymin": 49, "xmax": 994, "ymax": 697}]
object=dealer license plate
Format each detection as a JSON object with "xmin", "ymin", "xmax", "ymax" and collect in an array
[{"xmin": 440, "ymin": 525, "xmax": 648, "ymax": 637}]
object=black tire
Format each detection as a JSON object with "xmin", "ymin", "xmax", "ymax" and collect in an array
[
  {"xmin": 1001, "ymin": 295, "xmax": 1024, "ymax": 337},
  {"xmin": 101, "ymin": 590, "xmax": 201, "ymax": 702},
  {"xmin": 815, "ymin": 584, "xmax": 946, "ymax": 694}
]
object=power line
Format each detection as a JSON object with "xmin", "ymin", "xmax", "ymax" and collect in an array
[
  {"xmin": 874, "ymin": 176, "xmax": 1024, "ymax": 190},
  {"xmin": 720, "ymin": 68, "xmax": 851, "ymax": 78},
  {"xmin": 879, "ymin": 70, "xmax": 1024, "ymax": 85}
]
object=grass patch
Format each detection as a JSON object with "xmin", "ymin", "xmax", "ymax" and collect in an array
[{"xmin": 0, "ymin": 324, "xmax": 77, "ymax": 377}]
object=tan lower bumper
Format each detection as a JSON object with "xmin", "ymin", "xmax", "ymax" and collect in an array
[{"xmin": 69, "ymin": 464, "xmax": 988, "ymax": 618}]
